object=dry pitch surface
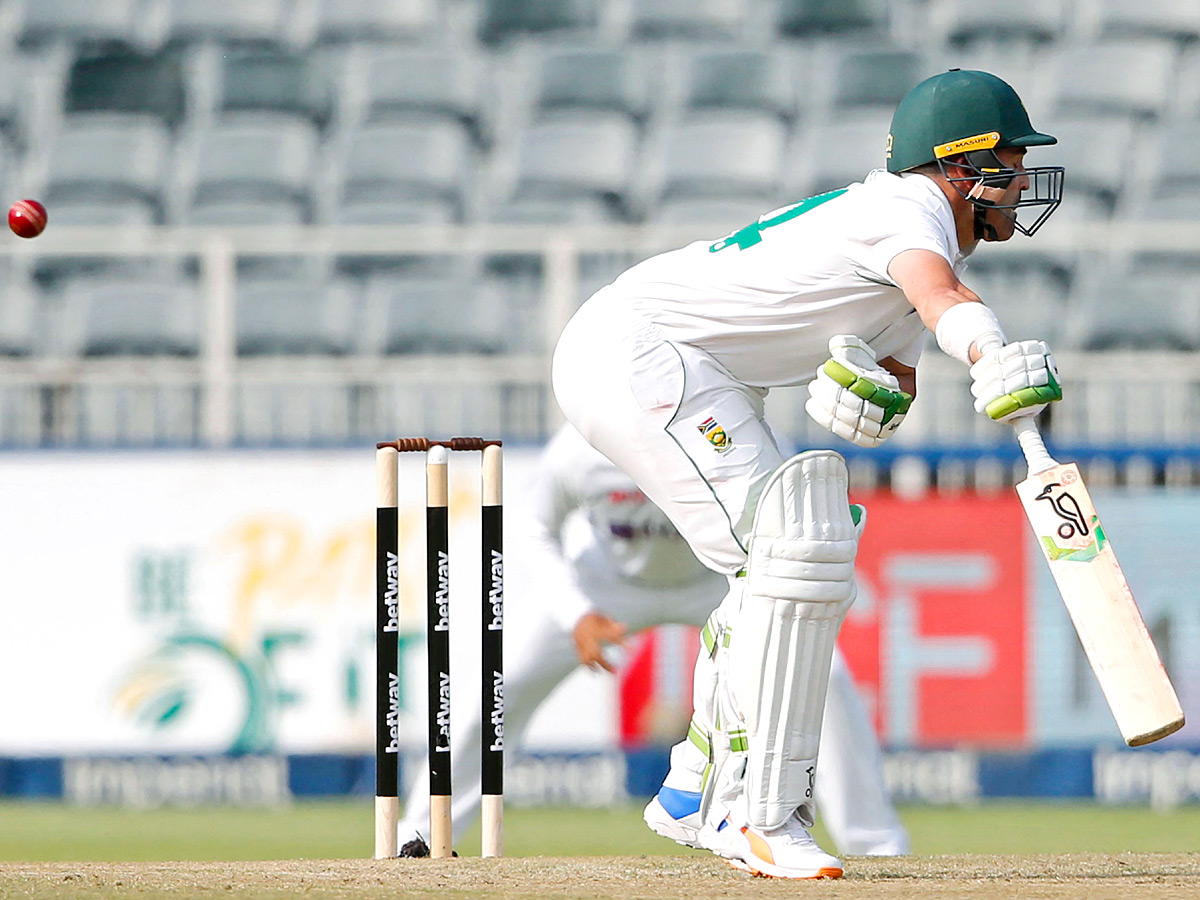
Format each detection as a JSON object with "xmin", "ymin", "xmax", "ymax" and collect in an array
[{"xmin": 4, "ymin": 854, "xmax": 1200, "ymax": 900}]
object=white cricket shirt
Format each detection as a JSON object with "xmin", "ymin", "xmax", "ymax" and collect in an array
[{"xmin": 611, "ymin": 170, "xmax": 966, "ymax": 388}]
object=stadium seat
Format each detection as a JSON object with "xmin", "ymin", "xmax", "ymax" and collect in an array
[
  {"xmin": 483, "ymin": 196, "xmax": 623, "ymax": 226},
  {"xmin": 17, "ymin": 0, "xmax": 144, "ymax": 48},
  {"xmin": 1067, "ymin": 272, "xmax": 1200, "ymax": 351},
  {"xmin": 651, "ymin": 112, "xmax": 788, "ymax": 208},
  {"xmin": 184, "ymin": 113, "xmax": 320, "ymax": 221},
  {"xmin": 1095, "ymin": 0, "xmax": 1200, "ymax": 41},
  {"xmin": 1040, "ymin": 115, "xmax": 1139, "ymax": 213},
  {"xmin": 312, "ymin": 0, "xmax": 439, "ymax": 43},
  {"xmin": 827, "ymin": 47, "xmax": 922, "ymax": 110},
  {"xmin": 959, "ymin": 261, "xmax": 1072, "ymax": 344},
  {"xmin": 61, "ymin": 278, "xmax": 202, "ymax": 357},
  {"xmin": 650, "ymin": 196, "xmax": 778, "ymax": 232},
  {"xmin": 488, "ymin": 112, "xmax": 639, "ymax": 222},
  {"xmin": 364, "ymin": 275, "xmax": 513, "ymax": 355},
  {"xmin": 216, "ymin": 47, "xmax": 335, "ymax": 131},
  {"xmin": 478, "ymin": 0, "xmax": 601, "ymax": 45},
  {"xmin": 1140, "ymin": 120, "xmax": 1200, "ymax": 202},
  {"xmin": 628, "ymin": 0, "xmax": 751, "ymax": 41},
  {"xmin": 0, "ymin": 259, "xmax": 36, "ymax": 357},
  {"xmin": 787, "ymin": 112, "xmax": 893, "ymax": 197},
  {"xmin": 1047, "ymin": 40, "xmax": 1177, "ymax": 119},
  {"xmin": 777, "ymin": 0, "xmax": 889, "ymax": 38},
  {"xmin": 335, "ymin": 119, "xmax": 472, "ymax": 222},
  {"xmin": 236, "ymin": 278, "xmax": 356, "ymax": 356},
  {"xmin": 344, "ymin": 46, "xmax": 484, "ymax": 140},
  {"xmin": 166, "ymin": 0, "xmax": 288, "ymax": 45},
  {"xmin": 530, "ymin": 45, "xmax": 651, "ymax": 123},
  {"xmin": 933, "ymin": 0, "xmax": 1066, "ymax": 46},
  {"xmin": 0, "ymin": 54, "xmax": 28, "ymax": 146},
  {"xmin": 42, "ymin": 113, "xmax": 170, "ymax": 217},
  {"xmin": 181, "ymin": 199, "xmax": 305, "ymax": 227},
  {"xmin": 28, "ymin": 196, "xmax": 172, "ymax": 288},
  {"xmin": 44, "ymin": 198, "xmax": 158, "ymax": 229},
  {"xmin": 64, "ymin": 46, "xmax": 187, "ymax": 128},
  {"xmin": 675, "ymin": 46, "xmax": 796, "ymax": 120}
]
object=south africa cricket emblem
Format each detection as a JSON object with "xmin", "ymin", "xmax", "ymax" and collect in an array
[{"xmin": 698, "ymin": 416, "xmax": 733, "ymax": 454}]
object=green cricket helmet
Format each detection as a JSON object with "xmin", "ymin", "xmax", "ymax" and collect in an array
[{"xmin": 887, "ymin": 69, "xmax": 1064, "ymax": 237}]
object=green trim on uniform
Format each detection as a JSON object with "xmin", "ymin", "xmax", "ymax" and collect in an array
[
  {"xmin": 709, "ymin": 190, "xmax": 847, "ymax": 252},
  {"xmin": 729, "ymin": 729, "xmax": 748, "ymax": 753},
  {"xmin": 687, "ymin": 720, "xmax": 711, "ymax": 757},
  {"xmin": 701, "ymin": 619, "xmax": 718, "ymax": 657}
]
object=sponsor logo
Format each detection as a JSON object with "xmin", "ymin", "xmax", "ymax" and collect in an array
[
  {"xmin": 1035, "ymin": 482, "xmax": 1089, "ymax": 539},
  {"xmin": 435, "ymin": 671, "xmax": 451, "ymax": 751},
  {"xmin": 487, "ymin": 550, "xmax": 503, "ymax": 631},
  {"xmin": 433, "ymin": 550, "xmax": 450, "ymax": 631},
  {"xmin": 489, "ymin": 670, "xmax": 504, "ymax": 752},
  {"xmin": 1034, "ymin": 482, "xmax": 1107, "ymax": 562},
  {"xmin": 697, "ymin": 417, "xmax": 733, "ymax": 454},
  {"xmin": 384, "ymin": 672, "xmax": 401, "ymax": 753},
  {"xmin": 934, "ymin": 131, "xmax": 1000, "ymax": 159},
  {"xmin": 383, "ymin": 550, "xmax": 399, "ymax": 633}
]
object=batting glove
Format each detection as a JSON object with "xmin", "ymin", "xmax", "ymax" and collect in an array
[
  {"xmin": 970, "ymin": 339, "xmax": 1062, "ymax": 422},
  {"xmin": 805, "ymin": 335, "xmax": 913, "ymax": 448}
]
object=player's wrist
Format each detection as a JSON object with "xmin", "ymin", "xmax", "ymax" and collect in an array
[{"xmin": 935, "ymin": 301, "xmax": 1004, "ymax": 365}]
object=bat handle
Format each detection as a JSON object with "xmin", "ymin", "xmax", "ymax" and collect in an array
[
  {"xmin": 1012, "ymin": 417, "xmax": 1058, "ymax": 476},
  {"xmin": 974, "ymin": 332, "xmax": 1060, "ymax": 476}
]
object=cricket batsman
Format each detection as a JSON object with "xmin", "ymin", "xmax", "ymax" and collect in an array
[
  {"xmin": 394, "ymin": 423, "xmax": 909, "ymax": 858},
  {"xmin": 551, "ymin": 69, "xmax": 1065, "ymax": 878}
]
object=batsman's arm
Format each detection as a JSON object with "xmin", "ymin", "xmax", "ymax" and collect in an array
[{"xmin": 888, "ymin": 249, "xmax": 993, "ymax": 360}]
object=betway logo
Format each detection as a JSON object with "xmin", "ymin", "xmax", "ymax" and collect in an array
[
  {"xmin": 384, "ymin": 672, "xmax": 401, "ymax": 753},
  {"xmin": 489, "ymin": 670, "xmax": 504, "ymax": 752},
  {"xmin": 434, "ymin": 671, "xmax": 451, "ymax": 751},
  {"xmin": 383, "ymin": 551, "xmax": 399, "ymax": 633},
  {"xmin": 487, "ymin": 550, "xmax": 503, "ymax": 631},
  {"xmin": 433, "ymin": 550, "xmax": 450, "ymax": 632}
]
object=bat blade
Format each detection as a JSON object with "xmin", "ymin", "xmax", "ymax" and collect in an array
[{"xmin": 1016, "ymin": 461, "xmax": 1185, "ymax": 746}]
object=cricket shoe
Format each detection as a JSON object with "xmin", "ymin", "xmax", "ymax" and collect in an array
[
  {"xmin": 397, "ymin": 835, "xmax": 457, "ymax": 858},
  {"xmin": 642, "ymin": 787, "xmax": 704, "ymax": 849},
  {"xmin": 705, "ymin": 809, "xmax": 842, "ymax": 880},
  {"xmin": 398, "ymin": 836, "xmax": 429, "ymax": 858}
]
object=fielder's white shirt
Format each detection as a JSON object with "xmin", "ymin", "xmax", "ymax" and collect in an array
[
  {"xmin": 611, "ymin": 171, "xmax": 965, "ymax": 388},
  {"xmin": 526, "ymin": 425, "xmax": 713, "ymax": 630}
]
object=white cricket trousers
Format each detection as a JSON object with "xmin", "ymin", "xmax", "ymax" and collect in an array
[{"xmin": 552, "ymin": 287, "xmax": 784, "ymax": 576}]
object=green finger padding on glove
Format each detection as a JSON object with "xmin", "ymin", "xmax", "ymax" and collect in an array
[
  {"xmin": 984, "ymin": 367, "xmax": 1062, "ymax": 420},
  {"xmin": 824, "ymin": 360, "xmax": 914, "ymax": 425}
]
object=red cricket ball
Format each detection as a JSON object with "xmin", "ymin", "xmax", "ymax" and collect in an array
[{"xmin": 8, "ymin": 199, "xmax": 47, "ymax": 239}]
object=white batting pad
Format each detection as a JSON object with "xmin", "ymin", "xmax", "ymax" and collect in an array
[{"xmin": 729, "ymin": 450, "xmax": 858, "ymax": 830}]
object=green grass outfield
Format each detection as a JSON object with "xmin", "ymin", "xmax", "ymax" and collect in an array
[{"xmin": 1, "ymin": 800, "xmax": 1198, "ymax": 861}]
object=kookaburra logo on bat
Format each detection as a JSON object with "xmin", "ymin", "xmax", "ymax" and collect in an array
[{"xmin": 1035, "ymin": 482, "xmax": 1089, "ymax": 540}]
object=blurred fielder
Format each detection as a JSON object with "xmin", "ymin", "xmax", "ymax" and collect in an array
[
  {"xmin": 395, "ymin": 423, "xmax": 908, "ymax": 858},
  {"xmin": 551, "ymin": 69, "xmax": 1064, "ymax": 878}
]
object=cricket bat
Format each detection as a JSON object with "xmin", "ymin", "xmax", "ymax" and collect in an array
[{"xmin": 1010, "ymin": 417, "xmax": 1184, "ymax": 746}]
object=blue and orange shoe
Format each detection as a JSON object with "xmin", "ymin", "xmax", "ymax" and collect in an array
[{"xmin": 707, "ymin": 809, "xmax": 842, "ymax": 880}]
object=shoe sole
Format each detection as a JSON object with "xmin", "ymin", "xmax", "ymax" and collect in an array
[
  {"xmin": 642, "ymin": 798, "xmax": 702, "ymax": 850},
  {"xmin": 725, "ymin": 857, "xmax": 843, "ymax": 880}
]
